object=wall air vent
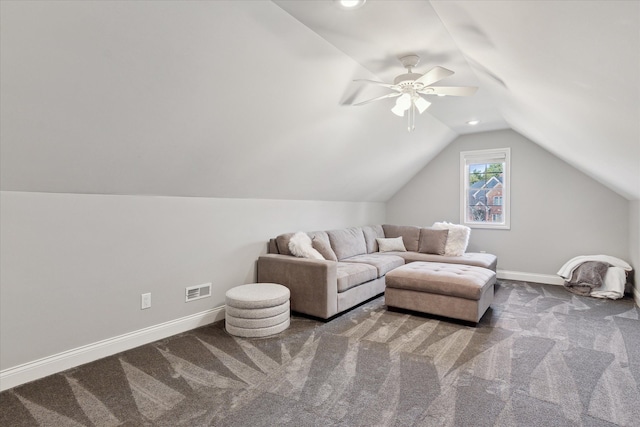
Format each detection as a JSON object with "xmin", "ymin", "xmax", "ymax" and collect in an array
[{"xmin": 185, "ymin": 283, "xmax": 212, "ymax": 302}]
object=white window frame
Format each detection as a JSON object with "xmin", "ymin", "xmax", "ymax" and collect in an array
[{"xmin": 460, "ymin": 148, "xmax": 511, "ymax": 230}]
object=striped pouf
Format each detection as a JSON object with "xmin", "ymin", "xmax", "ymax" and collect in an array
[{"xmin": 225, "ymin": 283, "xmax": 290, "ymax": 337}]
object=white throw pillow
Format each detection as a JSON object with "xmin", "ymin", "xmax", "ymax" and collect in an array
[
  {"xmin": 432, "ymin": 222, "xmax": 470, "ymax": 256},
  {"xmin": 289, "ymin": 232, "xmax": 324, "ymax": 260},
  {"xmin": 376, "ymin": 237, "xmax": 407, "ymax": 252}
]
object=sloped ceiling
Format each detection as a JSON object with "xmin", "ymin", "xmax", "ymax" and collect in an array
[
  {"xmin": 275, "ymin": 0, "xmax": 640, "ymax": 201},
  {"xmin": 1, "ymin": 1, "xmax": 638, "ymax": 202},
  {"xmin": 432, "ymin": 0, "xmax": 640, "ymax": 201}
]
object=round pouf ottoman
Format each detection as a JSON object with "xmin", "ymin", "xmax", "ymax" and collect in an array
[{"xmin": 225, "ymin": 283, "xmax": 290, "ymax": 338}]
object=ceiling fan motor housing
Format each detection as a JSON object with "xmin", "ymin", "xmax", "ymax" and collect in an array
[
  {"xmin": 394, "ymin": 73, "xmax": 424, "ymax": 87},
  {"xmin": 399, "ymin": 54, "xmax": 420, "ymax": 69},
  {"xmin": 395, "ymin": 54, "xmax": 423, "ymax": 87}
]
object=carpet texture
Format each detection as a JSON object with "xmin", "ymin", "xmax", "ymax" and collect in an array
[{"xmin": 1, "ymin": 281, "xmax": 639, "ymax": 426}]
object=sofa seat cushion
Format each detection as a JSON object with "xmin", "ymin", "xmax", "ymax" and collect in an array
[
  {"xmin": 343, "ymin": 253, "xmax": 405, "ymax": 277},
  {"xmin": 385, "ymin": 251, "xmax": 497, "ymax": 272},
  {"xmin": 386, "ymin": 262, "xmax": 496, "ymax": 301},
  {"xmin": 336, "ymin": 262, "xmax": 377, "ymax": 293},
  {"xmin": 327, "ymin": 227, "xmax": 367, "ymax": 260}
]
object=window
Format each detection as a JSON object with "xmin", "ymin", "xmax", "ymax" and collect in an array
[{"xmin": 460, "ymin": 148, "xmax": 510, "ymax": 229}]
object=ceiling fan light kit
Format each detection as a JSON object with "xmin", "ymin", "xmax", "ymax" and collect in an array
[{"xmin": 354, "ymin": 54, "xmax": 478, "ymax": 132}]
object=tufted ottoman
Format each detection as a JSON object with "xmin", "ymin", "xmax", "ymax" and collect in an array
[
  {"xmin": 225, "ymin": 283, "xmax": 290, "ymax": 337},
  {"xmin": 385, "ymin": 262, "xmax": 496, "ymax": 323}
]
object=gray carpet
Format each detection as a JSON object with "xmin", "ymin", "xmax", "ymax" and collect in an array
[{"xmin": 2, "ymin": 281, "xmax": 639, "ymax": 426}]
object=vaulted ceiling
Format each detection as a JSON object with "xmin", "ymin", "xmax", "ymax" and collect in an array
[
  {"xmin": 1, "ymin": 1, "xmax": 638, "ymax": 201},
  {"xmin": 275, "ymin": 0, "xmax": 640, "ymax": 201}
]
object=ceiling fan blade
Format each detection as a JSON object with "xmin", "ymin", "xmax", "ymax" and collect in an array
[
  {"xmin": 353, "ymin": 79, "xmax": 396, "ymax": 89},
  {"xmin": 391, "ymin": 93, "xmax": 412, "ymax": 116},
  {"xmin": 413, "ymin": 95, "xmax": 431, "ymax": 114},
  {"xmin": 420, "ymin": 86, "xmax": 479, "ymax": 96},
  {"xmin": 353, "ymin": 92, "xmax": 401, "ymax": 106},
  {"xmin": 415, "ymin": 66, "xmax": 454, "ymax": 87}
]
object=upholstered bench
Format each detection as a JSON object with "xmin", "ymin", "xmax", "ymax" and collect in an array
[
  {"xmin": 225, "ymin": 283, "xmax": 290, "ymax": 337},
  {"xmin": 385, "ymin": 262, "xmax": 496, "ymax": 323}
]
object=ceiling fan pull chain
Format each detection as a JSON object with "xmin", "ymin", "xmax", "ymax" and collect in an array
[{"xmin": 408, "ymin": 103, "xmax": 415, "ymax": 132}]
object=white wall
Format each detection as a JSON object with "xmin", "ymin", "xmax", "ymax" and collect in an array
[
  {"xmin": 0, "ymin": 191, "xmax": 384, "ymax": 372},
  {"xmin": 387, "ymin": 129, "xmax": 630, "ymax": 278}
]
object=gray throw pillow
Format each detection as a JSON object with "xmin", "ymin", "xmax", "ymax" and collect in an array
[
  {"xmin": 312, "ymin": 236, "xmax": 338, "ymax": 261},
  {"xmin": 276, "ymin": 232, "xmax": 295, "ymax": 256},
  {"xmin": 418, "ymin": 228, "xmax": 449, "ymax": 255},
  {"xmin": 382, "ymin": 224, "xmax": 421, "ymax": 252}
]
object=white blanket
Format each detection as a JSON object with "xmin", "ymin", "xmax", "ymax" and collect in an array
[
  {"xmin": 590, "ymin": 267, "xmax": 627, "ymax": 299},
  {"xmin": 557, "ymin": 255, "xmax": 632, "ymax": 300}
]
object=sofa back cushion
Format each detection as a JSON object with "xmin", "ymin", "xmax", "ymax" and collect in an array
[
  {"xmin": 327, "ymin": 227, "xmax": 367, "ymax": 260},
  {"xmin": 382, "ymin": 224, "xmax": 421, "ymax": 252},
  {"xmin": 362, "ymin": 225, "xmax": 385, "ymax": 253}
]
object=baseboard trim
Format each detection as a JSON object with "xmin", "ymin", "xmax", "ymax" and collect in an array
[
  {"xmin": 497, "ymin": 270, "xmax": 564, "ymax": 286},
  {"xmin": 0, "ymin": 306, "xmax": 225, "ymax": 392}
]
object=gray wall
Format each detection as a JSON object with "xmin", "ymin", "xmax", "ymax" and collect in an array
[
  {"xmin": 0, "ymin": 191, "xmax": 384, "ymax": 370},
  {"xmin": 0, "ymin": 0, "xmax": 409, "ymax": 375},
  {"xmin": 387, "ymin": 129, "xmax": 630, "ymax": 276},
  {"xmin": 0, "ymin": 0, "xmax": 456, "ymax": 203},
  {"xmin": 630, "ymin": 201, "xmax": 640, "ymax": 302}
]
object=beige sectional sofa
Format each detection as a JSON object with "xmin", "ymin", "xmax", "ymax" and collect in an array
[{"xmin": 257, "ymin": 224, "xmax": 497, "ymax": 320}]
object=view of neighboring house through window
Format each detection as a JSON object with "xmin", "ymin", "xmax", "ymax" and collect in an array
[{"xmin": 460, "ymin": 148, "xmax": 511, "ymax": 229}]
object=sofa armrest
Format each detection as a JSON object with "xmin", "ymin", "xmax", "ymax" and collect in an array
[{"xmin": 257, "ymin": 254, "xmax": 338, "ymax": 319}]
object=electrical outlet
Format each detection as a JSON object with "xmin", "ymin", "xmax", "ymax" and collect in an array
[{"xmin": 141, "ymin": 293, "xmax": 151, "ymax": 309}]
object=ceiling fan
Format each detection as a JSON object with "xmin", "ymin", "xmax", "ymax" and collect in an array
[{"xmin": 354, "ymin": 54, "xmax": 478, "ymax": 131}]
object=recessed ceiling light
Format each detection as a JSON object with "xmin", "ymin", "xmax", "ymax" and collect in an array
[
  {"xmin": 334, "ymin": 0, "xmax": 367, "ymax": 10},
  {"xmin": 467, "ymin": 120, "xmax": 480, "ymax": 125}
]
